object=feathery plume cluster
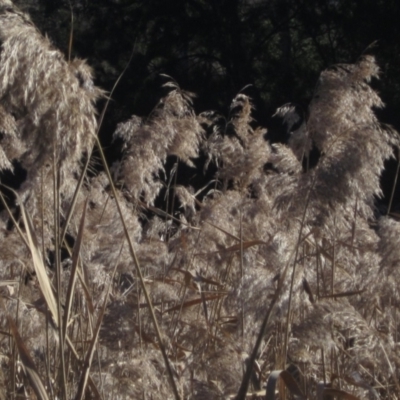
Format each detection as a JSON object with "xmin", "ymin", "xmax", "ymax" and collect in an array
[
  {"xmin": 0, "ymin": 1, "xmax": 102, "ymax": 205},
  {"xmin": 113, "ymin": 79, "xmax": 203, "ymax": 204}
]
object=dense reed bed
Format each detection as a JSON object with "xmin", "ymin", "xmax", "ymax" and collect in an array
[{"xmin": 0, "ymin": 2, "xmax": 399, "ymax": 399}]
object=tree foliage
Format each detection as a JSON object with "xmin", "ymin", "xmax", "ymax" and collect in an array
[{"xmin": 15, "ymin": 0, "xmax": 400, "ymax": 120}]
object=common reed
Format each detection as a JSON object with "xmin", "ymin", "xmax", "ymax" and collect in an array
[{"xmin": 0, "ymin": 2, "xmax": 399, "ymax": 399}]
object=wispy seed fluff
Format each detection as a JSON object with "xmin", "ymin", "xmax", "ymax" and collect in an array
[
  {"xmin": 0, "ymin": 2, "xmax": 102, "ymax": 197},
  {"xmin": 113, "ymin": 79, "xmax": 204, "ymax": 204}
]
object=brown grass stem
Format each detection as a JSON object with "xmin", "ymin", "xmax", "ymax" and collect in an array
[{"xmin": 94, "ymin": 135, "xmax": 181, "ymax": 400}]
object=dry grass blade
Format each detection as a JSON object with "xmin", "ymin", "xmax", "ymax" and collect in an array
[
  {"xmin": 319, "ymin": 289, "xmax": 366, "ymax": 299},
  {"xmin": 170, "ymin": 268, "xmax": 197, "ymax": 288},
  {"xmin": 140, "ymin": 201, "xmax": 200, "ymax": 230},
  {"xmin": 0, "ymin": 297, "xmax": 49, "ymax": 400},
  {"xmin": 205, "ymin": 220, "xmax": 241, "ymax": 241},
  {"xmin": 74, "ymin": 245, "xmax": 121, "ymax": 400},
  {"xmin": 60, "ymin": 235, "xmax": 94, "ymax": 313},
  {"xmin": 236, "ymin": 260, "xmax": 290, "ymax": 400},
  {"xmin": 0, "ymin": 187, "xmax": 29, "ymax": 249},
  {"xmin": 0, "ymin": 280, "xmax": 19, "ymax": 286},
  {"xmin": 171, "ymin": 268, "xmax": 223, "ymax": 288},
  {"xmin": 228, "ymin": 390, "xmax": 265, "ymax": 399},
  {"xmin": 387, "ymin": 147, "xmax": 400, "ymax": 215},
  {"xmin": 223, "ymin": 240, "xmax": 269, "ymax": 253},
  {"xmin": 63, "ymin": 198, "xmax": 88, "ymax": 342},
  {"xmin": 163, "ymin": 294, "xmax": 225, "ymax": 313},
  {"xmin": 197, "ymin": 239, "xmax": 270, "ymax": 256},
  {"xmin": 4, "ymin": 186, "xmax": 58, "ymax": 326},
  {"xmin": 196, "ymin": 274, "xmax": 222, "ymax": 287},
  {"xmin": 67, "ymin": 0, "xmax": 74, "ymax": 62},
  {"xmin": 22, "ymin": 200, "xmax": 59, "ymax": 326},
  {"xmin": 265, "ymin": 370, "xmax": 305, "ymax": 400},
  {"xmin": 64, "ymin": 335, "xmax": 102, "ymax": 398},
  {"xmin": 75, "ymin": 268, "xmax": 95, "ymax": 314},
  {"xmin": 94, "ymin": 135, "xmax": 181, "ymax": 400}
]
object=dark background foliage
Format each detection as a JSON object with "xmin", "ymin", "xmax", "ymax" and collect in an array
[{"xmin": 14, "ymin": 0, "xmax": 400, "ymax": 209}]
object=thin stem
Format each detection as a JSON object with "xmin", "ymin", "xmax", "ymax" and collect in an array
[
  {"xmin": 53, "ymin": 156, "xmax": 67, "ymax": 400},
  {"xmin": 235, "ymin": 262, "xmax": 289, "ymax": 400},
  {"xmin": 387, "ymin": 147, "xmax": 400, "ymax": 215},
  {"xmin": 94, "ymin": 135, "xmax": 181, "ymax": 400}
]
